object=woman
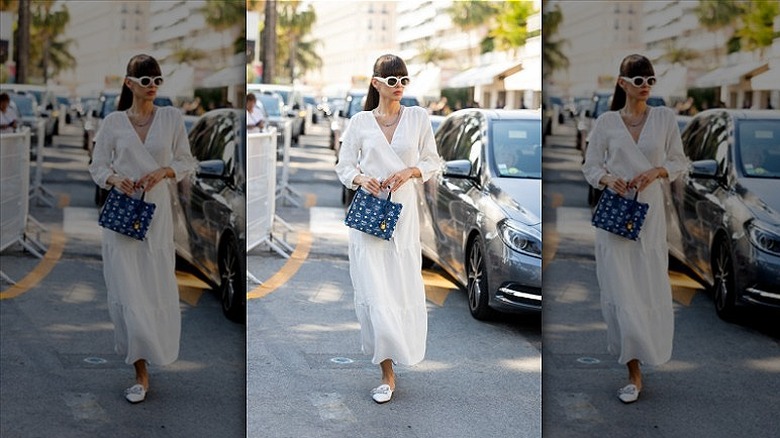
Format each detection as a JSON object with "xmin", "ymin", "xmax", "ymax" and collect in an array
[
  {"xmin": 582, "ymin": 54, "xmax": 688, "ymax": 404},
  {"xmin": 335, "ymin": 54, "xmax": 442, "ymax": 404},
  {"xmin": 89, "ymin": 54, "xmax": 196, "ymax": 404}
]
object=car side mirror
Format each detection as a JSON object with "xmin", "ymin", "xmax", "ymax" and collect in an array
[
  {"xmin": 689, "ymin": 159, "xmax": 719, "ymax": 179},
  {"xmin": 443, "ymin": 159, "xmax": 472, "ymax": 178},
  {"xmin": 585, "ymin": 110, "xmax": 591, "ymax": 118},
  {"xmin": 197, "ymin": 159, "xmax": 226, "ymax": 178}
]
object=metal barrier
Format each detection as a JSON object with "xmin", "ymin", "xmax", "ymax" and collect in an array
[
  {"xmin": 246, "ymin": 129, "xmax": 293, "ymax": 266},
  {"xmin": 276, "ymin": 120, "xmax": 303, "ymax": 207},
  {"xmin": 0, "ymin": 129, "xmax": 46, "ymax": 284},
  {"xmin": 29, "ymin": 120, "xmax": 56, "ymax": 207}
]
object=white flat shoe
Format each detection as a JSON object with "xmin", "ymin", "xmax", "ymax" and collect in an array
[
  {"xmin": 371, "ymin": 384, "xmax": 393, "ymax": 404},
  {"xmin": 618, "ymin": 384, "xmax": 640, "ymax": 404},
  {"xmin": 125, "ymin": 384, "xmax": 147, "ymax": 404}
]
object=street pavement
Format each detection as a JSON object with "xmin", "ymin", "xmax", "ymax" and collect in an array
[
  {"xmin": 246, "ymin": 123, "xmax": 542, "ymax": 438},
  {"xmin": 0, "ymin": 122, "xmax": 245, "ymax": 437},
  {"xmin": 541, "ymin": 122, "xmax": 779, "ymax": 438}
]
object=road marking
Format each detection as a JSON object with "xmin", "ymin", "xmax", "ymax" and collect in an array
[
  {"xmin": 0, "ymin": 227, "xmax": 67, "ymax": 300},
  {"xmin": 247, "ymin": 230, "xmax": 313, "ymax": 300},
  {"xmin": 422, "ymin": 269, "xmax": 458, "ymax": 306}
]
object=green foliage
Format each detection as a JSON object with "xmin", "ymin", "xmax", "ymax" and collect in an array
[
  {"xmin": 274, "ymin": 1, "xmax": 321, "ymax": 82},
  {"xmin": 736, "ymin": 1, "xmax": 780, "ymax": 54},
  {"xmin": 28, "ymin": 1, "xmax": 75, "ymax": 83},
  {"xmin": 448, "ymin": 0, "xmax": 501, "ymax": 31},
  {"xmin": 542, "ymin": 4, "xmax": 568, "ymax": 79},
  {"xmin": 489, "ymin": 0, "xmax": 537, "ymax": 53}
]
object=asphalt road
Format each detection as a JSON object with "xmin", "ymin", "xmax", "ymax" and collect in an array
[
  {"xmin": 541, "ymin": 122, "xmax": 779, "ymax": 438},
  {"xmin": 0, "ymin": 122, "xmax": 245, "ymax": 438},
  {"xmin": 246, "ymin": 123, "xmax": 542, "ymax": 438}
]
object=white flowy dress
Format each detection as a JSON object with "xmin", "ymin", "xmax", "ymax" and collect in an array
[
  {"xmin": 89, "ymin": 106, "xmax": 197, "ymax": 366},
  {"xmin": 582, "ymin": 106, "xmax": 688, "ymax": 365},
  {"xmin": 335, "ymin": 106, "xmax": 442, "ymax": 366}
]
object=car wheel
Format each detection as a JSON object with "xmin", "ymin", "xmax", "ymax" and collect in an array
[
  {"xmin": 467, "ymin": 236, "xmax": 494, "ymax": 321},
  {"xmin": 712, "ymin": 238, "xmax": 737, "ymax": 321},
  {"xmin": 219, "ymin": 237, "xmax": 246, "ymax": 323}
]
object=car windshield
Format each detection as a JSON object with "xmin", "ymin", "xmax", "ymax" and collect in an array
[
  {"xmin": 738, "ymin": 119, "xmax": 780, "ymax": 179},
  {"xmin": 10, "ymin": 95, "xmax": 36, "ymax": 116},
  {"xmin": 258, "ymin": 94, "xmax": 282, "ymax": 117},
  {"xmin": 491, "ymin": 119, "xmax": 542, "ymax": 179}
]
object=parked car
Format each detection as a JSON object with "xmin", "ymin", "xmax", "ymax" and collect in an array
[
  {"xmin": 256, "ymin": 91, "xmax": 289, "ymax": 156},
  {"xmin": 246, "ymin": 84, "xmax": 305, "ymax": 143},
  {"xmin": 172, "ymin": 108, "xmax": 246, "ymax": 323},
  {"xmin": 666, "ymin": 109, "xmax": 780, "ymax": 320},
  {"xmin": 429, "ymin": 114, "xmax": 446, "ymax": 134},
  {"xmin": 7, "ymin": 92, "xmax": 42, "ymax": 153},
  {"xmin": 0, "ymin": 84, "xmax": 59, "ymax": 144},
  {"xmin": 419, "ymin": 109, "xmax": 542, "ymax": 320}
]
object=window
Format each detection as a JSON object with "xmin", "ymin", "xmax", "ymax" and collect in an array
[
  {"xmin": 434, "ymin": 115, "xmax": 465, "ymax": 161},
  {"xmin": 453, "ymin": 115, "xmax": 483, "ymax": 173}
]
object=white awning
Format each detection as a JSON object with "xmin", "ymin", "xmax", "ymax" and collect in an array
[
  {"xmin": 750, "ymin": 68, "xmax": 779, "ymax": 90},
  {"xmin": 446, "ymin": 61, "xmax": 521, "ymax": 88},
  {"xmin": 504, "ymin": 58, "xmax": 541, "ymax": 91},
  {"xmin": 405, "ymin": 66, "xmax": 441, "ymax": 98},
  {"xmin": 694, "ymin": 61, "xmax": 767, "ymax": 88}
]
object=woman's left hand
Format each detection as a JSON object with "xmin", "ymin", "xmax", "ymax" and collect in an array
[
  {"xmin": 382, "ymin": 167, "xmax": 420, "ymax": 193},
  {"xmin": 629, "ymin": 167, "xmax": 666, "ymax": 192},
  {"xmin": 136, "ymin": 167, "xmax": 172, "ymax": 192}
]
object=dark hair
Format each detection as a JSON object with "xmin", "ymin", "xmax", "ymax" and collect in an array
[
  {"xmin": 117, "ymin": 54, "xmax": 162, "ymax": 111},
  {"xmin": 610, "ymin": 54, "xmax": 655, "ymax": 111},
  {"xmin": 0, "ymin": 92, "xmax": 9, "ymax": 104},
  {"xmin": 247, "ymin": 93, "xmax": 256, "ymax": 102},
  {"xmin": 364, "ymin": 54, "xmax": 409, "ymax": 111}
]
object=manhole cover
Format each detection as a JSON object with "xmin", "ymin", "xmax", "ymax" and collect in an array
[
  {"xmin": 576, "ymin": 357, "xmax": 601, "ymax": 365},
  {"xmin": 83, "ymin": 357, "xmax": 108, "ymax": 365},
  {"xmin": 329, "ymin": 357, "xmax": 354, "ymax": 365}
]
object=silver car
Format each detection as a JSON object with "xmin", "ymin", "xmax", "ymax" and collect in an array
[{"xmin": 420, "ymin": 109, "xmax": 542, "ymax": 320}]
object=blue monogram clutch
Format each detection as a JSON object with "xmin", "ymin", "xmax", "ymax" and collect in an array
[
  {"xmin": 591, "ymin": 189, "xmax": 649, "ymax": 241},
  {"xmin": 344, "ymin": 189, "xmax": 402, "ymax": 240},
  {"xmin": 98, "ymin": 189, "xmax": 156, "ymax": 241}
]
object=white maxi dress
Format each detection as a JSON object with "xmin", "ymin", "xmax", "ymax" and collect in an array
[
  {"xmin": 582, "ymin": 106, "xmax": 688, "ymax": 365},
  {"xmin": 335, "ymin": 106, "xmax": 442, "ymax": 365},
  {"xmin": 89, "ymin": 106, "xmax": 197, "ymax": 366}
]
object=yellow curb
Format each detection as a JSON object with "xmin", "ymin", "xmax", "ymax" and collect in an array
[
  {"xmin": 247, "ymin": 230, "xmax": 313, "ymax": 300},
  {"xmin": 0, "ymin": 228, "xmax": 67, "ymax": 300}
]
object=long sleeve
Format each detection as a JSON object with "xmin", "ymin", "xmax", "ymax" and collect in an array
[
  {"xmin": 582, "ymin": 115, "xmax": 609, "ymax": 189},
  {"xmin": 415, "ymin": 108, "xmax": 443, "ymax": 182},
  {"xmin": 89, "ymin": 116, "xmax": 116, "ymax": 189},
  {"xmin": 168, "ymin": 110, "xmax": 197, "ymax": 181},
  {"xmin": 335, "ymin": 115, "xmax": 362, "ymax": 190},
  {"xmin": 661, "ymin": 109, "xmax": 689, "ymax": 182}
]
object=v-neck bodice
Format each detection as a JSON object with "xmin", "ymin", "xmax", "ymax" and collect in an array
[
  {"xmin": 618, "ymin": 107, "xmax": 653, "ymax": 145},
  {"xmin": 123, "ymin": 107, "xmax": 158, "ymax": 145},
  {"xmin": 371, "ymin": 106, "xmax": 406, "ymax": 145}
]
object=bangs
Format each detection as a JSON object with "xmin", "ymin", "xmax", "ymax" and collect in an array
[
  {"xmin": 620, "ymin": 54, "xmax": 654, "ymax": 77},
  {"xmin": 374, "ymin": 54, "xmax": 408, "ymax": 78},
  {"xmin": 128, "ymin": 54, "xmax": 162, "ymax": 77}
]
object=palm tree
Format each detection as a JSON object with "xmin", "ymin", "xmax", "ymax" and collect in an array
[
  {"xmin": 490, "ymin": 0, "xmax": 538, "ymax": 56},
  {"xmin": 542, "ymin": 4, "xmax": 568, "ymax": 80},
  {"xmin": 31, "ymin": 1, "xmax": 75, "ymax": 84},
  {"xmin": 262, "ymin": 0, "xmax": 277, "ymax": 84},
  {"xmin": 695, "ymin": 0, "xmax": 746, "ymax": 64},
  {"xmin": 414, "ymin": 42, "xmax": 452, "ymax": 67},
  {"xmin": 200, "ymin": 0, "xmax": 244, "ymax": 62},
  {"xmin": 277, "ymin": 1, "xmax": 317, "ymax": 84},
  {"xmin": 662, "ymin": 41, "xmax": 699, "ymax": 66},
  {"xmin": 735, "ymin": 1, "xmax": 779, "ymax": 58},
  {"xmin": 447, "ymin": 0, "xmax": 501, "ymax": 66}
]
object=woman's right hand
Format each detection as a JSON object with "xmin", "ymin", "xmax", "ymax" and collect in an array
[
  {"xmin": 601, "ymin": 175, "xmax": 630, "ymax": 196},
  {"xmin": 354, "ymin": 175, "xmax": 381, "ymax": 197},
  {"xmin": 107, "ymin": 175, "xmax": 136, "ymax": 196}
]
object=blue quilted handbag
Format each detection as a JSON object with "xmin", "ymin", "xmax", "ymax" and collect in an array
[
  {"xmin": 591, "ymin": 189, "xmax": 649, "ymax": 241},
  {"xmin": 98, "ymin": 189, "xmax": 156, "ymax": 241},
  {"xmin": 344, "ymin": 188, "xmax": 402, "ymax": 240}
]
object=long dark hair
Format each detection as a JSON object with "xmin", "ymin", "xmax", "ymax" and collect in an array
[
  {"xmin": 364, "ymin": 54, "xmax": 409, "ymax": 111},
  {"xmin": 610, "ymin": 54, "xmax": 655, "ymax": 111},
  {"xmin": 117, "ymin": 54, "xmax": 162, "ymax": 111}
]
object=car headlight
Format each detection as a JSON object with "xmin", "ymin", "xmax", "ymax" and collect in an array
[
  {"xmin": 497, "ymin": 218, "xmax": 542, "ymax": 258},
  {"xmin": 746, "ymin": 221, "xmax": 780, "ymax": 256}
]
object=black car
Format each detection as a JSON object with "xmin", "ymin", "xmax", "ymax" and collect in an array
[
  {"xmin": 667, "ymin": 109, "xmax": 780, "ymax": 320},
  {"xmin": 172, "ymin": 108, "xmax": 246, "ymax": 323},
  {"xmin": 419, "ymin": 109, "xmax": 542, "ymax": 320}
]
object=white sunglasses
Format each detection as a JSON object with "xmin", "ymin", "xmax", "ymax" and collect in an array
[
  {"xmin": 621, "ymin": 76, "xmax": 656, "ymax": 87},
  {"xmin": 127, "ymin": 76, "xmax": 164, "ymax": 88},
  {"xmin": 373, "ymin": 76, "xmax": 410, "ymax": 88}
]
